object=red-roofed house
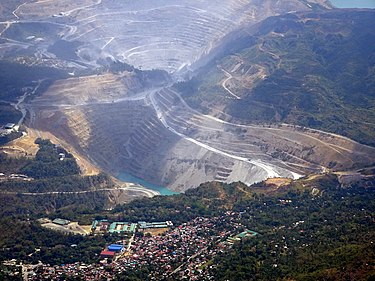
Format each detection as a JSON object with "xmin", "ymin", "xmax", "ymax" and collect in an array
[{"xmin": 100, "ymin": 250, "xmax": 115, "ymax": 259}]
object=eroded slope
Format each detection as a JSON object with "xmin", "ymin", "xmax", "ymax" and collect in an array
[
  {"xmin": 29, "ymin": 75, "xmax": 375, "ymax": 192},
  {"xmin": 1, "ymin": 0, "xmax": 329, "ymax": 73},
  {"xmin": 179, "ymin": 9, "xmax": 375, "ymax": 146},
  {"xmin": 8, "ymin": 1, "xmax": 373, "ymax": 192}
]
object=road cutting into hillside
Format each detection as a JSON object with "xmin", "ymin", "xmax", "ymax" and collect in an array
[
  {"xmin": 220, "ymin": 68, "xmax": 241, "ymax": 100},
  {"xmin": 0, "ymin": 185, "xmax": 159, "ymax": 197},
  {"xmin": 149, "ymin": 90, "xmax": 283, "ymax": 179}
]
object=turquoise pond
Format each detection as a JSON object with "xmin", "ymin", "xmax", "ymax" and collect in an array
[
  {"xmin": 330, "ymin": 0, "xmax": 375, "ymax": 8},
  {"xmin": 117, "ymin": 172, "xmax": 179, "ymax": 196}
]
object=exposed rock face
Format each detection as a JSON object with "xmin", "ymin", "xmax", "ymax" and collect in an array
[
  {"xmin": 29, "ymin": 78, "xmax": 375, "ymax": 192},
  {"xmin": 177, "ymin": 9, "xmax": 375, "ymax": 146},
  {"xmin": 1, "ymin": 0, "xmax": 328, "ymax": 73},
  {"xmin": 7, "ymin": 1, "xmax": 375, "ymax": 192}
]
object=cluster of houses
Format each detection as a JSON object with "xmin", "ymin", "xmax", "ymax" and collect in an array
[
  {"xmin": 100, "ymin": 244, "xmax": 124, "ymax": 260},
  {"xmin": 29, "ymin": 213, "xmax": 257, "ymax": 280}
]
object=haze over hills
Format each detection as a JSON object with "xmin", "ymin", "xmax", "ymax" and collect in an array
[
  {"xmin": 180, "ymin": 9, "xmax": 375, "ymax": 146},
  {"xmin": 1, "ymin": 1, "xmax": 375, "ymax": 280},
  {"xmin": 1, "ymin": 0, "xmax": 375, "ymax": 192},
  {"xmin": 0, "ymin": 0, "xmax": 331, "ymax": 74}
]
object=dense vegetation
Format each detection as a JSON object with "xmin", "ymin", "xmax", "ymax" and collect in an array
[
  {"xmin": 179, "ymin": 10, "xmax": 375, "ymax": 146},
  {"xmin": 0, "ymin": 139, "xmax": 117, "ymax": 268},
  {"xmin": 0, "ymin": 157, "xmax": 374, "ymax": 280},
  {"xmin": 112, "ymin": 181, "xmax": 255, "ymax": 225},
  {"xmin": 0, "ymin": 153, "xmax": 29, "ymax": 173},
  {"xmin": 0, "ymin": 103, "xmax": 21, "ymax": 125},
  {"xmin": 0, "ymin": 131, "xmax": 23, "ymax": 146},
  {"xmin": 0, "ymin": 61, "xmax": 67, "ymax": 102},
  {"xmin": 97, "ymin": 58, "xmax": 171, "ymax": 87},
  {"xmin": 0, "ymin": 10, "xmax": 374, "ymax": 279},
  {"xmin": 0, "ymin": 60, "xmax": 68, "ymax": 127},
  {"xmin": 0, "ymin": 139, "xmax": 113, "ymax": 193},
  {"xmin": 0, "ymin": 218, "xmax": 112, "ymax": 265},
  {"xmin": 0, "ymin": 139, "xmax": 113, "ymax": 216},
  {"xmin": 109, "ymin": 175, "xmax": 374, "ymax": 280},
  {"xmin": 0, "ymin": 173, "xmax": 111, "ymax": 193},
  {"xmin": 210, "ymin": 183, "xmax": 375, "ymax": 280},
  {"xmin": 20, "ymin": 138, "xmax": 80, "ymax": 179},
  {"xmin": 0, "ymin": 187, "xmax": 109, "ymax": 218}
]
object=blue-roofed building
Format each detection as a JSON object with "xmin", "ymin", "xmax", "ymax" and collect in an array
[{"xmin": 108, "ymin": 244, "xmax": 124, "ymax": 252}]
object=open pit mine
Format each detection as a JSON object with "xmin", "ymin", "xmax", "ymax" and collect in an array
[{"xmin": 2, "ymin": 0, "xmax": 375, "ymax": 192}]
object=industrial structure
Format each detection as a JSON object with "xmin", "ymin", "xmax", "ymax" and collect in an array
[
  {"xmin": 91, "ymin": 220, "xmax": 173, "ymax": 235},
  {"xmin": 52, "ymin": 218, "xmax": 71, "ymax": 226}
]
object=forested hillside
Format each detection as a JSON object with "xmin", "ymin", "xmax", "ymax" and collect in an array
[
  {"xmin": 1, "ymin": 152, "xmax": 374, "ymax": 280},
  {"xmin": 178, "ymin": 9, "xmax": 375, "ymax": 146},
  {"xmin": 111, "ymin": 175, "xmax": 374, "ymax": 280},
  {"xmin": 0, "ymin": 139, "xmax": 114, "ymax": 217}
]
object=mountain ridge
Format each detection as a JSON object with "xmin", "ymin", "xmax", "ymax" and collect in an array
[{"xmin": 178, "ymin": 9, "xmax": 375, "ymax": 146}]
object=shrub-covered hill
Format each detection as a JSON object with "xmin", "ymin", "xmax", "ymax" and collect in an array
[
  {"xmin": 0, "ymin": 170, "xmax": 374, "ymax": 280},
  {"xmin": 177, "ymin": 9, "xmax": 375, "ymax": 146},
  {"xmin": 112, "ymin": 174, "xmax": 374, "ymax": 281},
  {"xmin": 0, "ymin": 139, "xmax": 114, "ymax": 217},
  {"xmin": 207, "ymin": 182, "xmax": 375, "ymax": 281}
]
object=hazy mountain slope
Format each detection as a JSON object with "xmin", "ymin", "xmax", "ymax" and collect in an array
[
  {"xmin": 26, "ymin": 7, "xmax": 375, "ymax": 192},
  {"xmin": 179, "ymin": 9, "xmax": 375, "ymax": 146},
  {"xmin": 29, "ymin": 75, "xmax": 375, "ymax": 192},
  {"xmin": 4, "ymin": 1, "xmax": 375, "ymax": 192},
  {"xmin": 0, "ymin": 0, "xmax": 330, "ymax": 74}
]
